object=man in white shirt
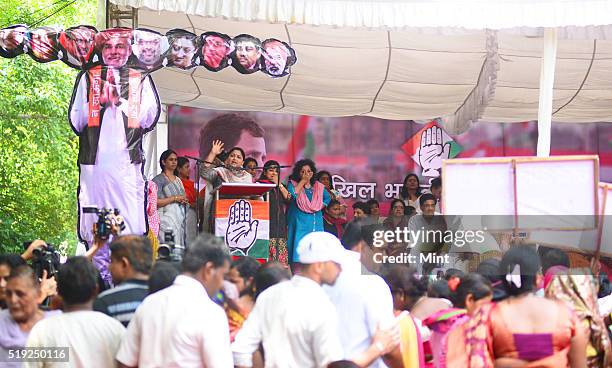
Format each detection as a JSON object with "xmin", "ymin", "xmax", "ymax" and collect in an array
[
  {"xmin": 232, "ymin": 231, "xmax": 398, "ymax": 368},
  {"xmin": 116, "ymin": 233, "xmax": 232, "ymax": 368},
  {"xmin": 324, "ymin": 221, "xmax": 396, "ymax": 368},
  {"xmin": 25, "ymin": 257, "xmax": 126, "ymax": 368}
]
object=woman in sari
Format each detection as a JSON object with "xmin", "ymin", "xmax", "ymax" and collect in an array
[
  {"xmin": 541, "ymin": 248, "xmax": 612, "ymax": 368},
  {"xmin": 257, "ymin": 160, "xmax": 291, "ymax": 266},
  {"xmin": 152, "ymin": 150, "xmax": 189, "ymax": 247},
  {"xmin": 383, "ymin": 199, "xmax": 412, "ymax": 257},
  {"xmin": 381, "ymin": 264, "xmax": 449, "ymax": 367},
  {"xmin": 176, "ymin": 156, "xmax": 198, "ymax": 246},
  {"xmin": 146, "ymin": 180, "xmax": 160, "ymax": 258},
  {"xmin": 442, "ymin": 274, "xmax": 492, "ymax": 367},
  {"xmin": 383, "ymin": 199, "xmax": 412, "ymax": 230},
  {"xmin": 200, "ymin": 140, "xmax": 253, "ymax": 186},
  {"xmin": 225, "ymin": 257, "xmax": 261, "ymax": 342},
  {"xmin": 462, "ymin": 246, "xmax": 588, "ymax": 368},
  {"xmin": 199, "ymin": 140, "xmax": 253, "ymax": 232},
  {"xmin": 286, "ymin": 159, "xmax": 330, "ymax": 263}
]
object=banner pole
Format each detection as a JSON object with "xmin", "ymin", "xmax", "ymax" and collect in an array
[{"xmin": 537, "ymin": 28, "xmax": 557, "ymax": 158}]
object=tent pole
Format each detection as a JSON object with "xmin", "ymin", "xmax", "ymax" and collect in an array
[{"xmin": 537, "ymin": 28, "xmax": 558, "ymax": 157}]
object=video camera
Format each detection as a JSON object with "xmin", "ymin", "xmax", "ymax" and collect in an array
[
  {"xmin": 23, "ymin": 242, "xmax": 61, "ymax": 279},
  {"xmin": 82, "ymin": 207, "xmax": 126, "ymax": 240},
  {"xmin": 157, "ymin": 230, "xmax": 185, "ymax": 263}
]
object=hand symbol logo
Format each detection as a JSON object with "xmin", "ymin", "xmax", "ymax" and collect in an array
[
  {"xmin": 225, "ymin": 200, "xmax": 259, "ymax": 254},
  {"xmin": 418, "ymin": 125, "xmax": 451, "ymax": 177}
]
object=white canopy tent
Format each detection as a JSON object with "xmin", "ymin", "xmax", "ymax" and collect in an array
[{"xmin": 106, "ymin": 0, "xmax": 612, "ymax": 171}]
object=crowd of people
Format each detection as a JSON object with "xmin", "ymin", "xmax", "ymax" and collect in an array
[
  {"xmin": 1, "ymin": 126, "xmax": 612, "ymax": 367},
  {"xmin": 146, "ymin": 137, "xmax": 449, "ymax": 269},
  {"xmin": 1, "ymin": 225, "xmax": 612, "ymax": 367}
]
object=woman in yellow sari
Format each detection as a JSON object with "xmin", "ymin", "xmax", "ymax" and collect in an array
[{"xmin": 381, "ymin": 265, "xmax": 442, "ymax": 368}]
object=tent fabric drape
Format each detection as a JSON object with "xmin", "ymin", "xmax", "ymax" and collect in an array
[
  {"xmin": 110, "ymin": 2, "xmax": 612, "ymax": 132},
  {"xmin": 111, "ymin": 0, "xmax": 612, "ymax": 30}
]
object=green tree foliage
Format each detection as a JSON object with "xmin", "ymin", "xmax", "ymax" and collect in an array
[{"xmin": 0, "ymin": 0, "xmax": 97, "ymax": 254}]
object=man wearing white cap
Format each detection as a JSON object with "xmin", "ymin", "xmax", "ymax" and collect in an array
[
  {"xmin": 324, "ymin": 221, "xmax": 396, "ymax": 368},
  {"xmin": 232, "ymin": 231, "xmax": 397, "ymax": 368}
]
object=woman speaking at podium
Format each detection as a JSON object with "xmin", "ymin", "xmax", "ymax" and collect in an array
[
  {"xmin": 199, "ymin": 140, "xmax": 253, "ymax": 185},
  {"xmin": 199, "ymin": 140, "xmax": 254, "ymax": 232}
]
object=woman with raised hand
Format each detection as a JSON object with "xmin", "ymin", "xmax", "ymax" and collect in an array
[
  {"xmin": 199, "ymin": 140, "xmax": 254, "ymax": 233},
  {"xmin": 199, "ymin": 140, "xmax": 253, "ymax": 185}
]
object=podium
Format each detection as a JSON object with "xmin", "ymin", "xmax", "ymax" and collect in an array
[{"xmin": 214, "ymin": 183, "xmax": 276, "ymax": 261}]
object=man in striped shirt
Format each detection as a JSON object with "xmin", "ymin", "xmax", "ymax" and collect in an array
[{"xmin": 94, "ymin": 235, "xmax": 152, "ymax": 327}]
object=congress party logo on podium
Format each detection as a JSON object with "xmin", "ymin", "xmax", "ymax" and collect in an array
[{"xmin": 215, "ymin": 199, "xmax": 270, "ymax": 259}]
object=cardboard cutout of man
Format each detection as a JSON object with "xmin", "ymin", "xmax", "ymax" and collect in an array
[
  {"xmin": 69, "ymin": 28, "xmax": 161, "ymax": 284},
  {"xmin": 201, "ymin": 32, "xmax": 232, "ymax": 71},
  {"xmin": 59, "ymin": 25, "xmax": 96, "ymax": 68},
  {"xmin": 262, "ymin": 39, "xmax": 293, "ymax": 77},
  {"xmin": 130, "ymin": 29, "xmax": 167, "ymax": 72},
  {"xmin": 27, "ymin": 27, "xmax": 59, "ymax": 63},
  {"xmin": 231, "ymin": 34, "xmax": 261, "ymax": 74},
  {"xmin": 0, "ymin": 25, "xmax": 27, "ymax": 58}
]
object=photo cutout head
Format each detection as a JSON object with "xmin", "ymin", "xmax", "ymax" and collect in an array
[
  {"xmin": 0, "ymin": 25, "xmax": 28, "ymax": 58},
  {"xmin": 231, "ymin": 34, "xmax": 262, "ymax": 74},
  {"xmin": 27, "ymin": 27, "xmax": 60, "ymax": 63},
  {"xmin": 59, "ymin": 25, "xmax": 96, "ymax": 69},
  {"xmin": 261, "ymin": 39, "xmax": 296, "ymax": 77},
  {"xmin": 200, "ymin": 32, "xmax": 233, "ymax": 72},
  {"xmin": 94, "ymin": 28, "xmax": 133, "ymax": 68},
  {"xmin": 129, "ymin": 29, "xmax": 168, "ymax": 72},
  {"xmin": 165, "ymin": 29, "xmax": 199, "ymax": 70}
]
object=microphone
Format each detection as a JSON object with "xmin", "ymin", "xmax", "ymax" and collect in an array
[
  {"xmin": 255, "ymin": 165, "xmax": 292, "ymax": 170},
  {"xmin": 185, "ymin": 155, "xmax": 219, "ymax": 167},
  {"xmin": 184, "ymin": 155, "xmax": 205, "ymax": 162}
]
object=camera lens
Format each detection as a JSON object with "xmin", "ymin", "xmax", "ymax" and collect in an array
[{"xmin": 157, "ymin": 245, "xmax": 170, "ymax": 259}]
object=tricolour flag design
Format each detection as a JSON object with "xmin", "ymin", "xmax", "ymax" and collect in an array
[
  {"xmin": 215, "ymin": 199, "xmax": 269, "ymax": 260},
  {"xmin": 401, "ymin": 121, "xmax": 463, "ymax": 177}
]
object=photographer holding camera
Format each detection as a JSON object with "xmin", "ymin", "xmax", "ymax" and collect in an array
[
  {"xmin": 0, "ymin": 241, "xmax": 59, "ymax": 308},
  {"xmin": 83, "ymin": 208, "xmax": 126, "ymax": 288}
]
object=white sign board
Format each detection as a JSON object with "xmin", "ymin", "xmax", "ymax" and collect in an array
[{"xmin": 442, "ymin": 156, "xmax": 599, "ymax": 233}]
